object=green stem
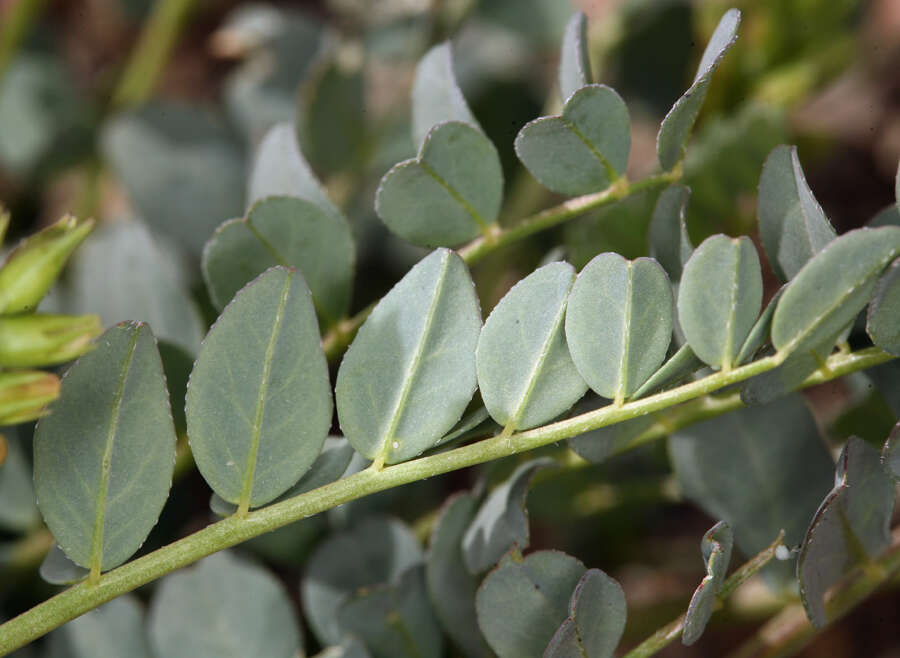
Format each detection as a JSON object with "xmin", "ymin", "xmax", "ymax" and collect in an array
[
  {"xmin": 728, "ymin": 528, "xmax": 900, "ymax": 658},
  {"xmin": 110, "ymin": 0, "xmax": 197, "ymax": 109},
  {"xmin": 0, "ymin": 0, "xmax": 47, "ymax": 84},
  {"xmin": 0, "ymin": 348, "xmax": 891, "ymax": 654},
  {"xmin": 624, "ymin": 531, "xmax": 786, "ymax": 658},
  {"xmin": 322, "ymin": 170, "xmax": 678, "ymax": 361}
]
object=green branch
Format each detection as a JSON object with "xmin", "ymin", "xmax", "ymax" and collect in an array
[
  {"xmin": 728, "ymin": 528, "xmax": 900, "ymax": 658},
  {"xmin": 110, "ymin": 0, "xmax": 197, "ymax": 109},
  {"xmin": 0, "ymin": 347, "xmax": 892, "ymax": 654},
  {"xmin": 623, "ymin": 531, "xmax": 786, "ymax": 658},
  {"xmin": 322, "ymin": 169, "xmax": 680, "ymax": 360}
]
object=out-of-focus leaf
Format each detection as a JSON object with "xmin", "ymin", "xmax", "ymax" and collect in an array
[
  {"xmin": 677, "ymin": 235, "xmax": 762, "ymax": 370},
  {"xmin": 149, "ymin": 552, "xmax": 302, "ymax": 658},
  {"xmin": 336, "ymin": 249, "xmax": 480, "ymax": 464},
  {"xmin": 772, "ymin": 227, "xmax": 900, "ymax": 359},
  {"xmin": 476, "ymin": 550, "xmax": 586, "ymax": 658},
  {"xmin": 558, "ymin": 12, "xmax": 591, "ymax": 103},
  {"xmin": 33, "ymin": 323, "xmax": 176, "ymax": 571},
  {"xmin": 869, "ymin": 204, "xmax": 900, "ymax": 229},
  {"xmin": 187, "ymin": 268, "xmax": 331, "ymax": 508},
  {"xmin": 0, "ymin": 427, "xmax": 39, "ymax": 532},
  {"xmin": 426, "ymin": 493, "xmax": 492, "ymax": 658},
  {"xmin": 102, "ymin": 103, "xmax": 245, "ymax": 256},
  {"xmin": 246, "ymin": 122, "xmax": 338, "ymax": 215},
  {"xmin": 210, "ymin": 437, "xmax": 354, "ymax": 517},
  {"xmin": 867, "ymin": 257, "xmax": 900, "ymax": 355},
  {"xmin": 648, "ymin": 185, "xmax": 693, "ymax": 282},
  {"xmin": 0, "ymin": 55, "xmax": 91, "ymax": 177},
  {"xmin": 798, "ymin": 438, "xmax": 895, "ymax": 627},
  {"xmin": 544, "ymin": 568, "xmax": 627, "ymax": 658},
  {"xmin": 463, "ymin": 459, "xmax": 553, "ymax": 574},
  {"xmin": 302, "ymin": 516, "xmax": 423, "ymax": 646},
  {"xmin": 565, "ymin": 253, "xmax": 672, "ymax": 400},
  {"xmin": 476, "ymin": 0, "xmax": 572, "ymax": 46},
  {"xmin": 757, "ymin": 145, "xmax": 835, "ymax": 282},
  {"xmin": 682, "ymin": 521, "xmax": 733, "ymax": 645},
  {"xmin": 202, "ymin": 196, "xmax": 355, "ymax": 324},
  {"xmin": 337, "ymin": 566, "xmax": 443, "ymax": 658},
  {"xmin": 515, "ymin": 85, "xmax": 630, "ymax": 196},
  {"xmin": 411, "ymin": 42, "xmax": 480, "ymax": 147},
  {"xmin": 477, "ymin": 262, "xmax": 587, "ymax": 431},
  {"xmin": 221, "ymin": 7, "xmax": 325, "ymax": 145},
  {"xmin": 736, "ymin": 286, "xmax": 785, "ymax": 366},
  {"xmin": 683, "ymin": 103, "xmax": 787, "ymax": 238},
  {"xmin": 569, "ymin": 397, "xmax": 657, "ymax": 464},
  {"xmin": 52, "ymin": 218, "xmax": 205, "ymax": 353},
  {"xmin": 869, "ymin": 361, "xmax": 900, "ymax": 417},
  {"xmin": 669, "ymin": 395, "xmax": 834, "ymax": 587},
  {"xmin": 46, "ymin": 596, "xmax": 151, "ymax": 658},
  {"xmin": 300, "ymin": 58, "xmax": 366, "ymax": 176},
  {"xmin": 657, "ymin": 9, "xmax": 741, "ymax": 170},
  {"xmin": 39, "ymin": 544, "xmax": 89, "ymax": 585},
  {"xmin": 376, "ymin": 122, "xmax": 503, "ymax": 247}
]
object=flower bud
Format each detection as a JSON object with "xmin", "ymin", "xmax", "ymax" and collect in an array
[
  {"xmin": 0, "ymin": 314, "xmax": 102, "ymax": 367},
  {"xmin": 0, "ymin": 370, "xmax": 60, "ymax": 426},
  {"xmin": 0, "ymin": 215, "xmax": 94, "ymax": 315}
]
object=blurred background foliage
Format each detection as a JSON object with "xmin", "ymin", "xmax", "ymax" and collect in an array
[{"xmin": 1, "ymin": 0, "xmax": 900, "ymax": 655}]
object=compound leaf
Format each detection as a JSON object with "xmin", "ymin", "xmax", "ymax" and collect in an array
[
  {"xmin": 477, "ymin": 262, "xmax": 587, "ymax": 431},
  {"xmin": 682, "ymin": 521, "xmax": 733, "ymax": 645},
  {"xmin": 657, "ymin": 9, "xmax": 740, "ymax": 170},
  {"xmin": 186, "ymin": 267, "xmax": 331, "ymax": 509},
  {"xmin": 34, "ymin": 322, "xmax": 176, "ymax": 572},
  {"xmin": 649, "ymin": 184, "xmax": 693, "ymax": 282},
  {"xmin": 337, "ymin": 566, "xmax": 444, "ymax": 658},
  {"xmin": 559, "ymin": 12, "xmax": 592, "ymax": 103},
  {"xmin": 376, "ymin": 122, "xmax": 503, "ymax": 247},
  {"xmin": 302, "ymin": 516, "xmax": 423, "ymax": 646},
  {"xmin": 336, "ymin": 249, "xmax": 480, "ymax": 464},
  {"xmin": 476, "ymin": 550, "xmax": 586, "ymax": 658},
  {"xmin": 463, "ymin": 459, "xmax": 554, "ymax": 574},
  {"xmin": 545, "ymin": 568, "xmax": 627, "ymax": 658},
  {"xmin": 867, "ymin": 257, "xmax": 900, "ymax": 355},
  {"xmin": 798, "ymin": 437, "xmax": 894, "ymax": 627},
  {"xmin": 411, "ymin": 42, "xmax": 480, "ymax": 147},
  {"xmin": 515, "ymin": 85, "xmax": 629, "ymax": 196},
  {"xmin": 566, "ymin": 253, "xmax": 672, "ymax": 400},
  {"xmin": 757, "ymin": 145, "xmax": 836, "ymax": 282},
  {"xmin": 46, "ymin": 596, "xmax": 151, "ymax": 658},
  {"xmin": 678, "ymin": 235, "xmax": 762, "ymax": 370},
  {"xmin": 426, "ymin": 493, "xmax": 492, "ymax": 658},
  {"xmin": 772, "ymin": 227, "xmax": 900, "ymax": 359},
  {"xmin": 148, "ymin": 552, "xmax": 302, "ymax": 658},
  {"xmin": 202, "ymin": 196, "xmax": 355, "ymax": 324},
  {"xmin": 246, "ymin": 122, "xmax": 338, "ymax": 215},
  {"xmin": 669, "ymin": 395, "xmax": 834, "ymax": 587}
]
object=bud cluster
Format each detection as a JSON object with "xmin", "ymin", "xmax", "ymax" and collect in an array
[{"xmin": 0, "ymin": 210, "xmax": 101, "ymax": 425}]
